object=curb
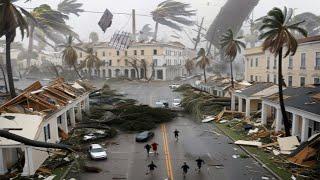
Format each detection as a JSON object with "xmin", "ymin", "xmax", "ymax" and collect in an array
[{"xmin": 213, "ymin": 123, "xmax": 283, "ymax": 180}]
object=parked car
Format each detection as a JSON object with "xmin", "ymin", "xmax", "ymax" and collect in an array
[
  {"xmin": 135, "ymin": 131, "xmax": 154, "ymax": 142},
  {"xmin": 155, "ymin": 100, "xmax": 169, "ymax": 108},
  {"xmin": 169, "ymin": 84, "xmax": 181, "ymax": 89},
  {"xmin": 88, "ymin": 144, "xmax": 107, "ymax": 160},
  {"xmin": 172, "ymin": 98, "xmax": 181, "ymax": 108}
]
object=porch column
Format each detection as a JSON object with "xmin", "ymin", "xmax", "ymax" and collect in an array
[
  {"xmin": 231, "ymin": 94, "xmax": 236, "ymax": 111},
  {"xmin": 261, "ymin": 102, "xmax": 267, "ymax": 125},
  {"xmin": 84, "ymin": 97, "xmax": 90, "ymax": 113},
  {"xmin": 245, "ymin": 98, "xmax": 251, "ymax": 117},
  {"xmin": 61, "ymin": 112, "xmax": 68, "ymax": 134},
  {"xmin": 238, "ymin": 97, "xmax": 243, "ymax": 112},
  {"xmin": 301, "ymin": 117, "xmax": 309, "ymax": 142},
  {"xmin": 22, "ymin": 147, "xmax": 35, "ymax": 176},
  {"xmin": 275, "ymin": 108, "xmax": 282, "ymax": 132},
  {"xmin": 0, "ymin": 149, "xmax": 8, "ymax": 175},
  {"xmin": 76, "ymin": 104, "xmax": 82, "ymax": 121},
  {"xmin": 292, "ymin": 114, "xmax": 299, "ymax": 136},
  {"xmin": 70, "ymin": 107, "xmax": 76, "ymax": 128}
]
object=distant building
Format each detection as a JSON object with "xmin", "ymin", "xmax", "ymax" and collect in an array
[
  {"xmin": 0, "ymin": 78, "xmax": 90, "ymax": 176},
  {"xmin": 76, "ymin": 41, "xmax": 196, "ymax": 81},
  {"xmin": 244, "ymin": 35, "xmax": 320, "ymax": 87}
]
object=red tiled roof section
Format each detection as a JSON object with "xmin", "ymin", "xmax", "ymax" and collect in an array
[{"xmin": 297, "ymin": 35, "xmax": 320, "ymax": 44}]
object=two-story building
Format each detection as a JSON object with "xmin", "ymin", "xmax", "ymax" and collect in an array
[
  {"xmin": 244, "ymin": 35, "xmax": 320, "ymax": 87},
  {"xmin": 76, "ymin": 41, "xmax": 195, "ymax": 81}
]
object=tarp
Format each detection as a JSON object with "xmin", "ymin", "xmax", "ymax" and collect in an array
[{"xmin": 98, "ymin": 9, "xmax": 113, "ymax": 32}]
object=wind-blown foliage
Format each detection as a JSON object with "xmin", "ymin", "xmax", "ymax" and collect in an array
[
  {"xmin": 194, "ymin": 48, "xmax": 210, "ymax": 83},
  {"xmin": 220, "ymin": 29, "xmax": 246, "ymax": 88},
  {"xmin": 258, "ymin": 7, "xmax": 307, "ymax": 137},
  {"xmin": 61, "ymin": 36, "xmax": 82, "ymax": 79},
  {"xmin": 185, "ymin": 59, "xmax": 194, "ymax": 75},
  {"xmin": 151, "ymin": 0, "xmax": 196, "ymax": 40},
  {"xmin": 58, "ymin": 0, "xmax": 84, "ymax": 16},
  {"xmin": 81, "ymin": 47, "xmax": 101, "ymax": 79},
  {"xmin": 0, "ymin": 0, "xmax": 33, "ymax": 97},
  {"xmin": 89, "ymin": 32, "xmax": 99, "ymax": 43}
]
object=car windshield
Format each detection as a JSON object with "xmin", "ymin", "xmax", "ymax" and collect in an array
[{"xmin": 91, "ymin": 148, "xmax": 104, "ymax": 153}]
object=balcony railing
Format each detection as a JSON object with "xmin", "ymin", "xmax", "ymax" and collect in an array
[
  {"xmin": 300, "ymin": 66, "xmax": 306, "ymax": 70},
  {"xmin": 288, "ymin": 66, "xmax": 293, "ymax": 70}
]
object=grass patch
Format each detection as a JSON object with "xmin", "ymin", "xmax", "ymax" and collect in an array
[{"xmin": 215, "ymin": 123, "xmax": 292, "ymax": 179}]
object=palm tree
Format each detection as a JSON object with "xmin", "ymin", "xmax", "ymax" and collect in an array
[
  {"xmin": 58, "ymin": 0, "xmax": 84, "ymax": 16},
  {"xmin": 61, "ymin": 36, "xmax": 82, "ymax": 79},
  {"xmin": 82, "ymin": 48, "xmax": 101, "ymax": 79},
  {"xmin": 151, "ymin": 0, "xmax": 195, "ymax": 41},
  {"xmin": 258, "ymin": 7, "xmax": 307, "ymax": 136},
  {"xmin": 0, "ymin": 0, "xmax": 32, "ymax": 97},
  {"xmin": 26, "ymin": 3, "xmax": 81, "ymax": 68},
  {"xmin": 194, "ymin": 48, "xmax": 210, "ymax": 83},
  {"xmin": 89, "ymin": 32, "xmax": 99, "ymax": 43},
  {"xmin": 220, "ymin": 29, "xmax": 246, "ymax": 88},
  {"xmin": 185, "ymin": 59, "xmax": 194, "ymax": 75}
]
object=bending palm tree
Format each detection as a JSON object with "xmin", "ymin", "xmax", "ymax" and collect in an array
[
  {"xmin": 194, "ymin": 48, "xmax": 210, "ymax": 83},
  {"xmin": 61, "ymin": 36, "xmax": 82, "ymax": 79},
  {"xmin": 0, "ymin": 0, "xmax": 32, "ymax": 97},
  {"xmin": 151, "ymin": 0, "xmax": 195, "ymax": 41},
  {"xmin": 82, "ymin": 48, "xmax": 101, "ymax": 79},
  {"xmin": 258, "ymin": 7, "xmax": 307, "ymax": 136},
  {"xmin": 220, "ymin": 29, "xmax": 246, "ymax": 88},
  {"xmin": 185, "ymin": 59, "xmax": 194, "ymax": 75}
]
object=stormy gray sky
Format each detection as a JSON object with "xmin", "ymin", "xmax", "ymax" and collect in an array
[{"xmin": 14, "ymin": 0, "xmax": 320, "ymax": 48}]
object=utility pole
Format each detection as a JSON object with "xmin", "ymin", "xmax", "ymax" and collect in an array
[
  {"xmin": 132, "ymin": 9, "xmax": 136, "ymax": 42},
  {"xmin": 194, "ymin": 17, "xmax": 204, "ymax": 50}
]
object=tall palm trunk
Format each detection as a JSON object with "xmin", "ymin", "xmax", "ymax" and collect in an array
[
  {"xmin": 27, "ymin": 24, "xmax": 35, "ymax": 68},
  {"xmin": 153, "ymin": 22, "xmax": 159, "ymax": 41},
  {"xmin": 5, "ymin": 34, "xmax": 16, "ymax": 98},
  {"xmin": 88, "ymin": 68, "xmax": 92, "ymax": 79},
  {"xmin": 230, "ymin": 61, "xmax": 234, "ymax": 88},
  {"xmin": 73, "ymin": 64, "xmax": 82, "ymax": 79},
  {"xmin": 203, "ymin": 67, "xmax": 207, "ymax": 83},
  {"xmin": 278, "ymin": 47, "xmax": 290, "ymax": 136},
  {"xmin": 0, "ymin": 64, "xmax": 8, "ymax": 93}
]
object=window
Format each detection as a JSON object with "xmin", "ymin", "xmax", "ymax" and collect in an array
[
  {"xmin": 134, "ymin": 50, "xmax": 137, "ymax": 55},
  {"xmin": 301, "ymin": 53, "xmax": 306, "ymax": 69},
  {"xmin": 300, "ymin": 77, "xmax": 305, "ymax": 86},
  {"xmin": 316, "ymin": 52, "xmax": 320, "ymax": 69},
  {"xmin": 288, "ymin": 56, "xmax": 293, "ymax": 69},
  {"xmin": 255, "ymin": 58, "xmax": 259, "ymax": 67},
  {"xmin": 153, "ymin": 49, "xmax": 157, "ymax": 55},
  {"xmin": 116, "ymin": 51, "xmax": 120, "ymax": 56},
  {"xmin": 267, "ymin": 74, "xmax": 270, "ymax": 82},
  {"xmin": 125, "ymin": 59, "xmax": 128, "ymax": 66},
  {"xmin": 44, "ymin": 124, "xmax": 51, "ymax": 141},
  {"xmin": 314, "ymin": 77, "xmax": 320, "ymax": 84},
  {"xmin": 57, "ymin": 116, "xmax": 62, "ymax": 124},
  {"xmin": 250, "ymin": 75, "xmax": 253, "ymax": 81},
  {"xmin": 273, "ymin": 58, "xmax": 277, "ymax": 69},
  {"xmin": 109, "ymin": 60, "xmax": 112, "ymax": 66},
  {"xmin": 103, "ymin": 51, "xmax": 106, "ymax": 57},
  {"xmin": 255, "ymin": 76, "xmax": 258, "ymax": 81},
  {"xmin": 141, "ymin": 50, "xmax": 144, "ymax": 55},
  {"xmin": 267, "ymin": 57, "xmax": 270, "ymax": 69},
  {"xmin": 250, "ymin": 59, "xmax": 253, "ymax": 67},
  {"xmin": 273, "ymin": 74, "xmax": 277, "ymax": 84},
  {"xmin": 288, "ymin": 76, "xmax": 293, "ymax": 87},
  {"xmin": 153, "ymin": 59, "xmax": 158, "ymax": 66}
]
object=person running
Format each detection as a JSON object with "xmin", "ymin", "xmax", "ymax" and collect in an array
[
  {"xmin": 181, "ymin": 162, "xmax": 190, "ymax": 177},
  {"xmin": 195, "ymin": 157, "xmax": 205, "ymax": 172},
  {"xmin": 151, "ymin": 142, "xmax": 159, "ymax": 156},
  {"xmin": 144, "ymin": 144, "xmax": 151, "ymax": 157},
  {"xmin": 174, "ymin": 129, "xmax": 180, "ymax": 141},
  {"xmin": 146, "ymin": 161, "xmax": 157, "ymax": 175}
]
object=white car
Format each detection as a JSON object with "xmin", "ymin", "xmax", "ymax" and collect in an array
[
  {"xmin": 169, "ymin": 84, "xmax": 181, "ymax": 89},
  {"xmin": 155, "ymin": 100, "xmax": 169, "ymax": 108},
  {"xmin": 172, "ymin": 98, "xmax": 181, "ymax": 108},
  {"xmin": 88, "ymin": 144, "xmax": 107, "ymax": 160}
]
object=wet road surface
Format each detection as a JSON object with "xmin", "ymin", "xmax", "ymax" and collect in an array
[{"xmin": 79, "ymin": 81, "xmax": 275, "ymax": 180}]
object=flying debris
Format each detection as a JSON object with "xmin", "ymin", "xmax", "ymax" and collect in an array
[
  {"xmin": 109, "ymin": 31, "xmax": 131, "ymax": 50},
  {"xmin": 98, "ymin": 8, "xmax": 113, "ymax": 32}
]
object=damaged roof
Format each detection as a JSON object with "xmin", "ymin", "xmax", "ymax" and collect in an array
[
  {"xmin": 236, "ymin": 82, "xmax": 274, "ymax": 97},
  {"xmin": 265, "ymin": 85, "xmax": 320, "ymax": 116},
  {"xmin": 0, "ymin": 78, "xmax": 90, "ymax": 118}
]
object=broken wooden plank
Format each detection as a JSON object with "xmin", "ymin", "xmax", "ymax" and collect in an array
[{"xmin": 234, "ymin": 140, "xmax": 262, "ymax": 147}]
